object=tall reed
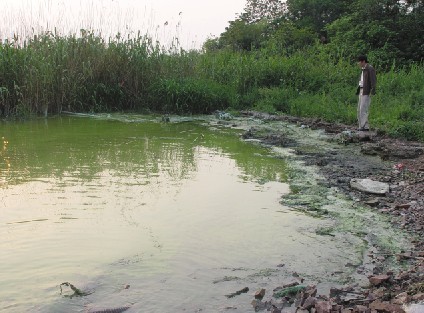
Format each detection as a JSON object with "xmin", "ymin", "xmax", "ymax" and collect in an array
[{"xmin": 0, "ymin": 31, "xmax": 423, "ymax": 140}]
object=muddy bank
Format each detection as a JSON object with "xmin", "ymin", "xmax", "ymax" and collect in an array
[{"xmin": 234, "ymin": 111, "xmax": 424, "ymax": 313}]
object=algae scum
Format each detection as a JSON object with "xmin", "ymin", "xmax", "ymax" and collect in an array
[{"xmin": 0, "ymin": 114, "xmax": 408, "ymax": 312}]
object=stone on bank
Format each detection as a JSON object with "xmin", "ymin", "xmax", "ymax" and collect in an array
[{"xmin": 350, "ymin": 178, "xmax": 390, "ymax": 195}]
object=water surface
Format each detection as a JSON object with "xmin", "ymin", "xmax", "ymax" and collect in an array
[{"xmin": 0, "ymin": 115, "xmax": 367, "ymax": 312}]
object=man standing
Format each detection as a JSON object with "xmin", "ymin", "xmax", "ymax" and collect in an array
[{"xmin": 356, "ymin": 55, "xmax": 377, "ymax": 131}]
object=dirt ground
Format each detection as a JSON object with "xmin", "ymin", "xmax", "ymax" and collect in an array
[{"xmin": 238, "ymin": 111, "xmax": 424, "ymax": 313}]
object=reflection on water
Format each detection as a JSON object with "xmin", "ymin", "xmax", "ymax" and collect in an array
[
  {"xmin": 0, "ymin": 116, "xmax": 356, "ymax": 312},
  {"xmin": 0, "ymin": 116, "xmax": 285, "ymax": 186}
]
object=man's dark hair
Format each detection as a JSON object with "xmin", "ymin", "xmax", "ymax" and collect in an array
[{"xmin": 358, "ymin": 55, "xmax": 368, "ymax": 62}]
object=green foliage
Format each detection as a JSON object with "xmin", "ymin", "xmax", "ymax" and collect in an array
[
  {"xmin": 286, "ymin": 0, "xmax": 355, "ymax": 33},
  {"xmin": 241, "ymin": 0, "xmax": 286, "ymax": 23},
  {"xmin": 254, "ymin": 87, "xmax": 293, "ymax": 113},
  {"xmin": 202, "ymin": 37, "xmax": 221, "ymax": 53},
  {"xmin": 148, "ymin": 78, "xmax": 234, "ymax": 114},
  {"xmin": 273, "ymin": 285, "xmax": 306, "ymax": 298},
  {"xmin": 365, "ymin": 64, "xmax": 424, "ymax": 141},
  {"xmin": 325, "ymin": 16, "xmax": 367, "ymax": 60},
  {"xmin": 215, "ymin": 0, "xmax": 423, "ymax": 66},
  {"xmin": 234, "ymin": 89, "xmax": 261, "ymax": 110},
  {"xmin": 263, "ymin": 21, "xmax": 317, "ymax": 55},
  {"xmin": 385, "ymin": 121, "xmax": 424, "ymax": 142},
  {"xmin": 219, "ymin": 19, "xmax": 268, "ymax": 51},
  {"xmin": 325, "ymin": 0, "xmax": 423, "ymax": 66}
]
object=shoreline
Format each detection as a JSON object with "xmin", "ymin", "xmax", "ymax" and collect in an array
[{"xmin": 235, "ymin": 111, "xmax": 424, "ymax": 313}]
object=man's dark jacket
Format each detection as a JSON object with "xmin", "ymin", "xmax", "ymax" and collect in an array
[{"xmin": 356, "ymin": 63, "xmax": 377, "ymax": 96}]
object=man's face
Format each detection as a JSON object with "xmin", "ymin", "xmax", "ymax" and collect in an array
[{"xmin": 358, "ymin": 60, "xmax": 366, "ymax": 68}]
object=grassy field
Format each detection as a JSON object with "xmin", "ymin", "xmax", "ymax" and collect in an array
[{"xmin": 0, "ymin": 32, "xmax": 423, "ymax": 141}]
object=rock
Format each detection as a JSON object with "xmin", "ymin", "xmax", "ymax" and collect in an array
[
  {"xmin": 353, "ymin": 305, "xmax": 370, "ymax": 313},
  {"xmin": 396, "ymin": 253, "xmax": 414, "ymax": 261},
  {"xmin": 369, "ymin": 301, "xmax": 406, "ymax": 313},
  {"xmin": 357, "ymin": 132, "xmax": 373, "ymax": 142},
  {"xmin": 282, "ymin": 281, "xmax": 300, "ymax": 288},
  {"xmin": 392, "ymin": 292, "xmax": 410, "ymax": 305},
  {"xmin": 411, "ymin": 293, "xmax": 424, "ymax": 301},
  {"xmin": 332, "ymin": 304, "xmax": 343, "ymax": 312},
  {"xmin": 251, "ymin": 299, "xmax": 263, "ymax": 311},
  {"xmin": 255, "ymin": 289, "xmax": 266, "ymax": 299},
  {"xmin": 315, "ymin": 301, "xmax": 332, "ymax": 313},
  {"xmin": 270, "ymin": 306, "xmax": 282, "ymax": 313},
  {"xmin": 369, "ymin": 275, "xmax": 390, "ymax": 286},
  {"xmin": 302, "ymin": 297, "xmax": 317, "ymax": 310},
  {"xmin": 371, "ymin": 287, "xmax": 387, "ymax": 299},
  {"xmin": 301, "ymin": 285, "xmax": 318, "ymax": 302},
  {"xmin": 330, "ymin": 287, "xmax": 344, "ymax": 298},
  {"xmin": 365, "ymin": 199, "xmax": 380, "ymax": 207},
  {"xmin": 360, "ymin": 144, "xmax": 381, "ymax": 156},
  {"xmin": 394, "ymin": 272, "xmax": 410, "ymax": 281},
  {"xmin": 350, "ymin": 178, "xmax": 390, "ymax": 195},
  {"xmin": 340, "ymin": 293, "xmax": 366, "ymax": 303}
]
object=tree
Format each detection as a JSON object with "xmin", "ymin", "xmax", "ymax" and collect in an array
[
  {"xmin": 263, "ymin": 21, "xmax": 316, "ymax": 55},
  {"xmin": 240, "ymin": 0, "xmax": 286, "ymax": 23},
  {"xmin": 219, "ymin": 19, "xmax": 268, "ymax": 51},
  {"xmin": 326, "ymin": 0, "xmax": 424, "ymax": 65},
  {"xmin": 286, "ymin": 0, "xmax": 355, "ymax": 33},
  {"xmin": 202, "ymin": 37, "xmax": 222, "ymax": 53},
  {"xmin": 397, "ymin": 2, "xmax": 424, "ymax": 61}
]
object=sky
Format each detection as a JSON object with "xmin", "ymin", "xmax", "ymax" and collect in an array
[{"xmin": 1, "ymin": 0, "xmax": 247, "ymax": 49}]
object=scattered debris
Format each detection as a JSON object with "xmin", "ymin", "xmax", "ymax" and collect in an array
[
  {"xmin": 225, "ymin": 287, "xmax": 249, "ymax": 298},
  {"xmin": 59, "ymin": 282, "xmax": 93, "ymax": 298},
  {"xmin": 87, "ymin": 306, "xmax": 131, "ymax": 313},
  {"xmin": 255, "ymin": 289, "xmax": 266, "ymax": 299},
  {"xmin": 215, "ymin": 110, "xmax": 233, "ymax": 120}
]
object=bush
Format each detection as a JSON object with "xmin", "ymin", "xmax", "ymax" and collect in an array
[
  {"xmin": 253, "ymin": 87, "xmax": 294, "ymax": 113},
  {"xmin": 387, "ymin": 121, "xmax": 424, "ymax": 141},
  {"xmin": 148, "ymin": 78, "xmax": 235, "ymax": 114}
]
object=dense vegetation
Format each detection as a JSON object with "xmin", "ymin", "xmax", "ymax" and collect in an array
[{"xmin": 0, "ymin": 0, "xmax": 423, "ymax": 140}]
